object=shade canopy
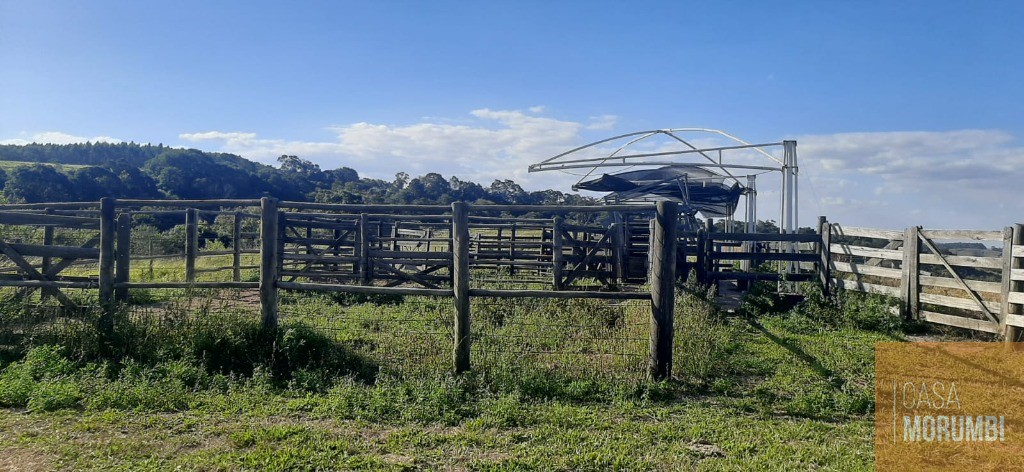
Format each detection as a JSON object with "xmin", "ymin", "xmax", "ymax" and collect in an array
[{"xmin": 574, "ymin": 165, "xmax": 743, "ymax": 218}]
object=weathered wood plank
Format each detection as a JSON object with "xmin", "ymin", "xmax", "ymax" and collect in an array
[
  {"xmin": 918, "ymin": 253, "xmax": 1003, "ymax": 269},
  {"xmin": 0, "ymin": 280, "xmax": 93, "ymax": 288},
  {"xmin": 711, "ymin": 251, "xmax": 819, "ymax": 262},
  {"xmin": 920, "ymin": 229, "xmax": 1004, "ymax": 241},
  {"xmin": 0, "ymin": 211, "xmax": 99, "ymax": 228},
  {"xmin": 708, "ymin": 233, "xmax": 821, "ymax": 242},
  {"xmin": 834, "ymin": 278, "xmax": 901, "ymax": 296},
  {"xmin": 830, "ymin": 260, "xmax": 902, "ymax": 279},
  {"xmin": 115, "ymin": 281, "xmax": 259, "ymax": 289},
  {"xmin": 1006, "ymin": 313, "xmax": 1024, "ymax": 328},
  {"xmin": 920, "ymin": 311, "xmax": 1001, "ymax": 333},
  {"xmin": 3, "ymin": 243, "xmax": 99, "ymax": 259},
  {"xmin": 919, "ymin": 275, "xmax": 1003, "ymax": 295},
  {"xmin": 919, "ymin": 292, "xmax": 1001, "ymax": 312},
  {"xmin": 117, "ymin": 199, "xmax": 261, "ymax": 208},
  {"xmin": 830, "ymin": 243, "xmax": 903, "ymax": 260},
  {"xmin": 469, "ymin": 288, "xmax": 649, "ymax": 300},
  {"xmin": 830, "ymin": 225, "xmax": 903, "ymax": 240},
  {"xmin": 278, "ymin": 280, "xmax": 451, "ymax": 296}
]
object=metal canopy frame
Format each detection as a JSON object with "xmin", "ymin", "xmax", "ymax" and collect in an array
[{"xmin": 527, "ymin": 128, "xmax": 799, "ymax": 236}]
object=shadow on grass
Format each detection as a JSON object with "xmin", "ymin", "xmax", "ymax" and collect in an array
[{"xmin": 744, "ymin": 317, "xmax": 847, "ymax": 390}]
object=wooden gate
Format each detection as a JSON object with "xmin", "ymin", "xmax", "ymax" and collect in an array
[{"xmin": 0, "ymin": 210, "xmax": 101, "ymax": 308}]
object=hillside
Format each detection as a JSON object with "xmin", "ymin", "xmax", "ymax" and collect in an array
[{"xmin": 0, "ymin": 142, "xmax": 592, "ymax": 207}]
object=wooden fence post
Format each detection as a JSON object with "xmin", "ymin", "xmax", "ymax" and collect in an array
[
  {"xmin": 358, "ymin": 213, "xmax": 370, "ymax": 284},
  {"xmin": 451, "ymin": 201, "xmax": 471, "ymax": 373},
  {"xmin": 98, "ymin": 197, "xmax": 116, "ymax": 334},
  {"xmin": 114, "ymin": 212, "xmax": 131, "ymax": 302},
  {"xmin": 901, "ymin": 226, "xmax": 920, "ymax": 320},
  {"xmin": 611, "ymin": 222, "xmax": 625, "ymax": 284},
  {"xmin": 1002, "ymin": 224, "xmax": 1023, "ymax": 343},
  {"xmin": 818, "ymin": 216, "xmax": 831, "ymax": 296},
  {"xmin": 695, "ymin": 227, "xmax": 707, "ymax": 285},
  {"xmin": 552, "ymin": 216, "xmax": 564, "ymax": 290},
  {"xmin": 650, "ymin": 200, "xmax": 678, "ymax": 381},
  {"xmin": 259, "ymin": 197, "xmax": 280, "ymax": 330},
  {"xmin": 41, "ymin": 208, "xmax": 55, "ymax": 301},
  {"xmin": 232, "ymin": 211, "xmax": 242, "ymax": 282},
  {"xmin": 185, "ymin": 208, "xmax": 198, "ymax": 282}
]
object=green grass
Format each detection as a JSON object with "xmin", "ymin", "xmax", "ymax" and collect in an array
[
  {"xmin": 0, "ymin": 160, "xmax": 90, "ymax": 172},
  {"xmin": 0, "ymin": 277, "xmax": 906, "ymax": 470}
]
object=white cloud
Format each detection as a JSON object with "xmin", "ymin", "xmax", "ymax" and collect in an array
[
  {"xmin": 178, "ymin": 108, "xmax": 617, "ymax": 189},
  {"xmin": 795, "ymin": 129, "xmax": 1024, "ymax": 229},
  {"xmin": 0, "ymin": 131, "xmax": 122, "ymax": 145}
]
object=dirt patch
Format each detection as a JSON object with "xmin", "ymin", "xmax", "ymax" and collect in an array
[
  {"xmin": 686, "ymin": 439, "xmax": 724, "ymax": 458},
  {"xmin": 0, "ymin": 447, "xmax": 54, "ymax": 472}
]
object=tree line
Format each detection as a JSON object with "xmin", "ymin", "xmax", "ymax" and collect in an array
[{"xmin": 0, "ymin": 142, "xmax": 595, "ymax": 207}]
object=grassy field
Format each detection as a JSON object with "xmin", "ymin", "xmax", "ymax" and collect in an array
[
  {"xmin": 0, "ymin": 272, "xmax": 911, "ymax": 470},
  {"xmin": 0, "ymin": 160, "xmax": 89, "ymax": 172}
]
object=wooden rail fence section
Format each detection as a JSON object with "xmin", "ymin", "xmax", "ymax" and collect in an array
[
  {"xmin": 3, "ymin": 199, "xmax": 1024, "ymax": 369},
  {"xmin": 0, "ymin": 198, "xmax": 678, "ymax": 379},
  {"xmin": 823, "ymin": 219, "xmax": 1024, "ymax": 341}
]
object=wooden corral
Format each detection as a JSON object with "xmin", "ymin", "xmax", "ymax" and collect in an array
[{"xmin": 2, "ymin": 199, "xmax": 1023, "ymax": 371}]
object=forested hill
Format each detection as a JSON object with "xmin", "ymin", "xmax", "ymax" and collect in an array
[{"xmin": 0, "ymin": 142, "xmax": 594, "ymax": 206}]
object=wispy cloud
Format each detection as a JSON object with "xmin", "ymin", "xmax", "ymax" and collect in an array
[{"xmin": 0, "ymin": 131, "xmax": 122, "ymax": 145}]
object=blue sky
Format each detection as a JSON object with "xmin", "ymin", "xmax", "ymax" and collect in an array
[{"xmin": 2, "ymin": 1, "xmax": 1022, "ymax": 230}]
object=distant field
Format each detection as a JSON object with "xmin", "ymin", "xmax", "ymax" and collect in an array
[{"xmin": 0, "ymin": 160, "xmax": 89, "ymax": 171}]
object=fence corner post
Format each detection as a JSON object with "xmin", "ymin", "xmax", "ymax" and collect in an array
[
  {"xmin": 98, "ymin": 197, "xmax": 116, "ymax": 334},
  {"xmin": 451, "ymin": 201, "xmax": 471, "ymax": 373},
  {"xmin": 818, "ymin": 216, "xmax": 831, "ymax": 296},
  {"xmin": 650, "ymin": 200, "xmax": 678, "ymax": 381},
  {"xmin": 259, "ymin": 197, "xmax": 280, "ymax": 331},
  {"xmin": 901, "ymin": 226, "xmax": 920, "ymax": 320},
  {"xmin": 114, "ymin": 212, "xmax": 131, "ymax": 302},
  {"xmin": 1002, "ymin": 224, "xmax": 1023, "ymax": 343}
]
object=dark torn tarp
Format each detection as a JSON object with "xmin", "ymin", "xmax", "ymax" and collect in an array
[{"xmin": 574, "ymin": 165, "xmax": 743, "ymax": 217}]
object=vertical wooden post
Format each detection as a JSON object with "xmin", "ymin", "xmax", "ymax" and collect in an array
[
  {"xmin": 552, "ymin": 216, "xmax": 564, "ymax": 290},
  {"xmin": 41, "ymin": 208, "xmax": 55, "ymax": 301},
  {"xmin": 451, "ymin": 202, "xmax": 471, "ymax": 373},
  {"xmin": 390, "ymin": 221, "xmax": 400, "ymax": 251},
  {"xmin": 358, "ymin": 213, "xmax": 370, "ymax": 284},
  {"xmin": 1002, "ymin": 224, "xmax": 1023, "ymax": 343},
  {"xmin": 611, "ymin": 222, "xmax": 625, "ymax": 284},
  {"xmin": 901, "ymin": 226, "xmax": 921, "ymax": 320},
  {"xmin": 259, "ymin": 197, "xmax": 280, "ymax": 330},
  {"xmin": 694, "ymin": 227, "xmax": 707, "ymax": 285},
  {"xmin": 509, "ymin": 222, "xmax": 517, "ymax": 274},
  {"xmin": 704, "ymin": 219, "xmax": 715, "ymax": 287},
  {"xmin": 185, "ymin": 208, "xmax": 198, "ymax": 283},
  {"xmin": 232, "ymin": 211, "xmax": 242, "ymax": 282},
  {"xmin": 98, "ymin": 198, "xmax": 116, "ymax": 334},
  {"xmin": 650, "ymin": 201, "xmax": 678, "ymax": 381},
  {"xmin": 114, "ymin": 212, "xmax": 131, "ymax": 302},
  {"xmin": 818, "ymin": 216, "xmax": 831, "ymax": 296}
]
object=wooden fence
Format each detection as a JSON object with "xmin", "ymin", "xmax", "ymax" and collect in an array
[
  {"xmin": 3, "ymin": 199, "xmax": 1022, "ymax": 372},
  {"xmin": 0, "ymin": 198, "xmax": 680, "ymax": 378},
  {"xmin": 821, "ymin": 218, "xmax": 1024, "ymax": 341}
]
